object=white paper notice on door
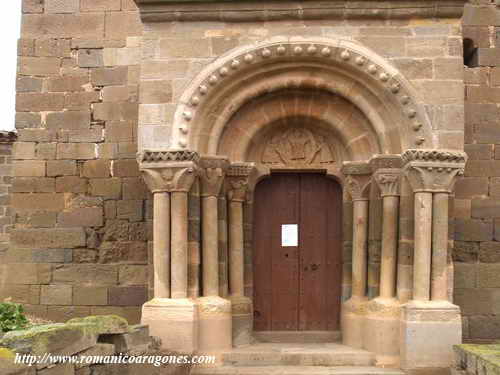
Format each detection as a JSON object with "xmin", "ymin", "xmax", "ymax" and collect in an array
[{"xmin": 281, "ymin": 224, "xmax": 298, "ymax": 247}]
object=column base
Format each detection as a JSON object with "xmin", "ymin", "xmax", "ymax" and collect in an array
[
  {"xmin": 197, "ymin": 296, "xmax": 232, "ymax": 360},
  {"xmin": 229, "ymin": 295, "xmax": 254, "ymax": 347},
  {"xmin": 400, "ymin": 300, "xmax": 462, "ymax": 373},
  {"xmin": 141, "ymin": 298, "xmax": 199, "ymax": 354},
  {"xmin": 364, "ymin": 297, "xmax": 401, "ymax": 368},
  {"xmin": 341, "ymin": 296, "xmax": 368, "ymax": 349}
]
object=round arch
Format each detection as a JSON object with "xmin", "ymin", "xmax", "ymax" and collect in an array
[{"xmin": 170, "ymin": 36, "xmax": 434, "ymax": 156}]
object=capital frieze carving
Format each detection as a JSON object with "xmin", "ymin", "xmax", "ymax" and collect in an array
[
  {"xmin": 374, "ymin": 169, "xmax": 401, "ymax": 197},
  {"xmin": 142, "ymin": 166, "xmax": 198, "ymax": 193},
  {"xmin": 225, "ymin": 162, "xmax": 256, "ymax": 203},
  {"xmin": 342, "ymin": 161, "xmax": 372, "ymax": 201},
  {"xmin": 139, "ymin": 150, "xmax": 200, "ymax": 193},
  {"xmin": 370, "ymin": 154, "xmax": 403, "ymax": 172},
  {"xmin": 199, "ymin": 156, "xmax": 230, "ymax": 197},
  {"xmin": 402, "ymin": 149, "xmax": 467, "ymax": 193}
]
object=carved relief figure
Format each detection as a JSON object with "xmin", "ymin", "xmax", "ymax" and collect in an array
[{"xmin": 262, "ymin": 127, "xmax": 335, "ymax": 165}]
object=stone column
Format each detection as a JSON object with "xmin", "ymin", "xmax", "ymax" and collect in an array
[
  {"xmin": 226, "ymin": 163, "xmax": 255, "ymax": 347},
  {"xmin": 341, "ymin": 162, "xmax": 371, "ymax": 350},
  {"xmin": 400, "ymin": 149, "xmax": 467, "ymax": 372},
  {"xmin": 153, "ymin": 192, "xmax": 170, "ymax": 299},
  {"xmin": 374, "ymin": 169, "xmax": 401, "ymax": 300},
  {"xmin": 363, "ymin": 160, "xmax": 402, "ymax": 367},
  {"xmin": 139, "ymin": 150, "xmax": 200, "ymax": 354},
  {"xmin": 197, "ymin": 156, "xmax": 232, "ymax": 355}
]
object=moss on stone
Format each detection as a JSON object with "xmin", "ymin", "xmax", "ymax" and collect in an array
[
  {"xmin": 0, "ymin": 347, "xmax": 15, "ymax": 360},
  {"xmin": 456, "ymin": 344, "xmax": 500, "ymax": 368},
  {"xmin": 66, "ymin": 315, "xmax": 129, "ymax": 334}
]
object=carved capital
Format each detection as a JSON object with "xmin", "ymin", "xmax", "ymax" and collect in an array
[
  {"xmin": 342, "ymin": 161, "xmax": 372, "ymax": 201},
  {"xmin": 402, "ymin": 149, "xmax": 467, "ymax": 193},
  {"xmin": 374, "ymin": 169, "xmax": 401, "ymax": 197},
  {"xmin": 139, "ymin": 150, "xmax": 200, "ymax": 193},
  {"xmin": 225, "ymin": 162, "xmax": 256, "ymax": 203},
  {"xmin": 199, "ymin": 156, "xmax": 230, "ymax": 197}
]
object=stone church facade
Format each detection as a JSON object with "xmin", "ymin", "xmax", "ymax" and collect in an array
[{"xmin": 3, "ymin": 0, "xmax": 500, "ymax": 373}]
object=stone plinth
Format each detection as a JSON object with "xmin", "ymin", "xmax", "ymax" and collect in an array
[
  {"xmin": 400, "ymin": 300, "xmax": 462, "ymax": 372},
  {"xmin": 142, "ymin": 298, "xmax": 199, "ymax": 354}
]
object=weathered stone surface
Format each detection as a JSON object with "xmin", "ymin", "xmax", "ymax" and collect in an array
[
  {"xmin": 112, "ymin": 159, "xmax": 139, "ymax": 177},
  {"xmin": 117, "ymin": 200, "xmax": 143, "ymax": 222},
  {"xmin": 73, "ymin": 286, "xmax": 108, "ymax": 306},
  {"xmin": 46, "ymin": 0, "xmax": 79, "ymax": 14},
  {"xmin": 47, "ymin": 160, "xmax": 77, "ymax": 176},
  {"xmin": 57, "ymin": 143, "xmax": 96, "ymax": 160},
  {"xmin": 41, "ymin": 285, "xmax": 73, "ymax": 305},
  {"xmin": 18, "ymin": 56, "xmax": 60, "ymax": 75},
  {"xmin": 12, "ymin": 193, "xmax": 64, "ymax": 211},
  {"xmin": 479, "ymin": 241, "xmax": 500, "ymax": 263},
  {"xmin": 11, "ymin": 228, "xmax": 86, "ymax": 248},
  {"xmin": 0, "ymin": 264, "xmax": 51, "ymax": 285},
  {"xmin": 472, "ymin": 199, "xmax": 500, "ymax": 219},
  {"xmin": 46, "ymin": 111, "xmax": 91, "ymax": 130},
  {"xmin": 90, "ymin": 178, "xmax": 121, "ymax": 199},
  {"xmin": 78, "ymin": 49, "xmax": 104, "ymax": 68},
  {"xmin": 122, "ymin": 178, "xmax": 148, "ymax": 200},
  {"xmin": 452, "ymin": 241, "xmax": 479, "ymax": 263},
  {"xmin": 17, "ymin": 76, "xmax": 43, "ymax": 92},
  {"xmin": 58, "ymin": 207, "xmax": 104, "ymax": 227},
  {"xmin": 22, "ymin": 14, "xmax": 105, "ymax": 39},
  {"xmin": 477, "ymin": 264, "xmax": 500, "ymax": 287},
  {"xmin": 99, "ymin": 241, "xmax": 147, "ymax": 264},
  {"xmin": 17, "ymin": 93, "xmax": 65, "ymax": 112},
  {"xmin": 108, "ymin": 286, "xmax": 147, "ymax": 306},
  {"xmin": 13, "ymin": 161, "xmax": 46, "ymax": 177},
  {"xmin": 81, "ymin": 0, "xmax": 121, "ymax": 11},
  {"xmin": 118, "ymin": 265, "xmax": 148, "ymax": 285},
  {"xmin": 91, "ymin": 67, "xmax": 128, "ymax": 86},
  {"xmin": 53, "ymin": 265, "xmax": 118, "ymax": 285},
  {"xmin": 455, "ymin": 219, "xmax": 493, "ymax": 242},
  {"xmin": 56, "ymin": 176, "xmax": 87, "ymax": 193},
  {"xmin": 454, "ymin": 263, "xmax": 476, "ymax": 289},
  {"xmin": 455, "ymin": 177, "xmax": 489, "ymax": 199},
  {"xmin": 12, "ymin": 177, "xmax": 55, "ymax": 193},
  {"xmin": 468, "ymin": 316, "xmax": 500, "ymax": 339},
  {"xmin": 83, "ymin": 160, "xmax": 111, "ymax": 178}
]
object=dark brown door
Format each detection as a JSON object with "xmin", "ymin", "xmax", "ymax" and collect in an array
[{"xmin": 253, "ymin": 173, "xmax": 342, "ymax": 331}]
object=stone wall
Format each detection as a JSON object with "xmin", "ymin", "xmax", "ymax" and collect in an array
[
  {"xmin": 3, "ymin": 0, "xmax": 499, "ymax": 344},
  {"xmin": 0, "ymin": 132, "xmax": 17, "ymax": 267},
  {"xmin": 0, "ymin": 0, "xmax": 150, "ymax": 323},
  {"xmin": 454, "ymin": 1, "xmax": 500, "ymax": 342}
]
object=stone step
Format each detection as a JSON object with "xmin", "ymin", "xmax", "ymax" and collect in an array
[
  {"xmin": 221, "ymin": 343, "xmax": 375, "ymax": 367},
  {"xmin": 254, "ymin": 331, "xmax": 342, "ymax": 343},
  {"xmin": 192, "ymin": 366, "xmax": 405, "ymax": 375}
]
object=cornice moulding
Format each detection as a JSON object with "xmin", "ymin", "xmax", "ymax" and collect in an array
[{"xmin": 133, "ymin": 0, "xmax": 468, "ymax": 22}]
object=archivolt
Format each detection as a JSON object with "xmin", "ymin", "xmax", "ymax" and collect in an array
[{"xmin": 172, "ymin": 36, "xmax": 434, "ymax": 156}]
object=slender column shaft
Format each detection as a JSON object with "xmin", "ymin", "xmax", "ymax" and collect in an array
[
  {"xmin": 202, "ymin": 195, "xmax": 219, "ymax": 296},
  {"xmin": 171, "ymin": 191, "xmax": 189, "ymax": 299},
  {"xmin": 432, "ymin": 193, "xmax": 449, "ymax": 301},
  {"xmin": 153, "ymin": 192, "xmax": 170, "ymax": 299},
  {"xmin": 379, "ymin": 196, "xmax": 399, "ymax": 299},
  {"xmin": 352, "ymin": 199, "xmax": 369, "ymax": 298},
  {"xmin": 413, "ymin": 192, "xmax": 433, "ymax": 301},
  {"xmin": 229, "ymin": 200, "xmax": 245, "ymax": 297}
]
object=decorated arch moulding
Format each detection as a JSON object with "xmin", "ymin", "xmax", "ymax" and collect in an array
[{"xmin": 167, "ymin": 37, "xmax": 435, "ymax": 158}]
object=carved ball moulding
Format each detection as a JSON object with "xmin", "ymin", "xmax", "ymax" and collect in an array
[{"xmin": 172, "ymin": 40, "xmax": 432, "ymax": 151}]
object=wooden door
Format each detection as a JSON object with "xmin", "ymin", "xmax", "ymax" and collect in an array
[{"xmin": 253, "ymin": 173, "xmax": 342, "ymax": 331}]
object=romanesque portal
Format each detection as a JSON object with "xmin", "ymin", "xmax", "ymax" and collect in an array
[{"xmin": 136, "ymin": 36, "xmax": 466, "ymax": 372}]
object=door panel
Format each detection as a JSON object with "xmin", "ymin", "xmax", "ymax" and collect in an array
[{"xmin": 253, "ymin": 173, "xmax": 342, "ymax": 331}]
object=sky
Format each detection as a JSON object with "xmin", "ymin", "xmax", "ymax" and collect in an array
[{"xmin": 1, "ymin": 2, "xmax": 21, "ymax": 131}]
